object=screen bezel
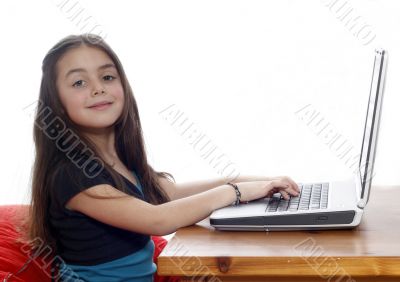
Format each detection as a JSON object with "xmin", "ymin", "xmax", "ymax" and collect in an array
[{"xmin": 358, "ymin": 49, "xmax": 387, "ymax": 206}]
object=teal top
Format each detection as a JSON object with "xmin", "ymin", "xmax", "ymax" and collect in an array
[{"xmin": 59, "ymin": 171, "xmax": 156, "ymax": 282}]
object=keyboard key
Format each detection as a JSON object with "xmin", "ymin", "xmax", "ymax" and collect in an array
[{"xmin": 277, "ymin": 200, "xmax": 289, "ymax": 211}]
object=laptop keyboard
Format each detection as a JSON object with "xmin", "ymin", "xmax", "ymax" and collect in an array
[{"xmin": 265, "ymin": 183, "xmax": 329, "ymax": 212}]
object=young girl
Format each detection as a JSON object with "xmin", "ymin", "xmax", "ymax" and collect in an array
[{"xmin": 28, "ymin": 33, "xmax": 300, "ymax": 281}]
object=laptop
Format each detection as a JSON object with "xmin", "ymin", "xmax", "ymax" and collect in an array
[{"xmin": 210, "ymin": 49, "xmax": 388, "ymax": 231}]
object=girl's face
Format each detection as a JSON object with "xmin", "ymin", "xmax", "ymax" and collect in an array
[{"xmin": 56, "ymin": 46, "xmax": 124, "ymax": 131}]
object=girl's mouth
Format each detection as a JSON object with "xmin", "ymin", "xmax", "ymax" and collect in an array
[{"xmin": 88, "ymin": 102, "xmax": 113, "ymax": 110}]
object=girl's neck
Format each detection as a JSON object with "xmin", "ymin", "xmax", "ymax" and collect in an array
[{"xmin": 81, "ymin": 126, "xmax": 119, "ymax": 165}]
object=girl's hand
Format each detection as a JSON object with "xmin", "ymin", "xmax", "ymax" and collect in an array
[
  {"xmin": 235, "ymin": 176, "xmax": 300, "ymax": 202},
  {"xmin": 263, "ymin": 175, "xmax": 300, "ymax": 199}
]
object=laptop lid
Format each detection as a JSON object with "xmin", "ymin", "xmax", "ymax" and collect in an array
[{"xmin": 357, "ymin": 49, "xmax": 388, "ymax": 208}]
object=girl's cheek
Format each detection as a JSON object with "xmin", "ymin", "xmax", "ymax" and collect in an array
[
  {"xmin": 70, "ymin": 96, "xmax": 86, "ymax": 109},
  {"xmin": 115, "ymin": 86, "xmax": 125, "ymax": 99}
]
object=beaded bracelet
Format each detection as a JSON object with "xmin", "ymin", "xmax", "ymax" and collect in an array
[{"xmin": 226, "ymin": 182, "xmax": 241, "ymax": 206}]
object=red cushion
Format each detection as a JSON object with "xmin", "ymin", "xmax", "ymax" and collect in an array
[
  {"xmin": 0, "ymin": 205, "xmax": 51, "ymax": 281},
  {"xmin": 1, "ymin": 205, "xmax": 179, "ymax": 282}
]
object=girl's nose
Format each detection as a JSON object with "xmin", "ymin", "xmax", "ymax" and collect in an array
[
  {"xmin": 91, "ymin": 78, "xmax": 107, "ymax": 96},
  {"xmin": 92, "ymin": 88, "xmax": 106, "ymax": 96}
]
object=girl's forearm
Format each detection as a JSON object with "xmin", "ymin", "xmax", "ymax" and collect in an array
[
  {"xmin": 174, "ymin": 174, "xmax": 268, "ymax": 199},
  {"xmin": 155, "ymin": 184, "xmax": 236, "ymax": 235},
  {"xmin": 174, "ymin": 177, "xmax": 229, "ymax": 199}
]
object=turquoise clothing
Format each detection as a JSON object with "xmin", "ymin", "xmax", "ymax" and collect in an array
[
  {"xmin": 57, "ymin": 170, "xmax": 156, "ymax": 282},
  {"xmin": 59, "ymin": 240, "xmax": 156, "ymax": 282}
]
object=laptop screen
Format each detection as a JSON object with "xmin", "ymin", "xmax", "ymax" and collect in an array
[{"xmin": 358, "ymin": 49, "xmax": 387, "ymax": 206}]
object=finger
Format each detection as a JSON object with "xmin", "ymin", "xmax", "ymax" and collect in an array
[
  {"xmin": 267, "ymin": 181, "xmax": 293, "ymax": 198},
  {"xmin": 269, "ymin": 181, "xmax": 300, "ymax": 200},
  {"xmin": 269, "ymin": 176, "xmax": 300, "ymax": 193},
  {"xmin": 268, "ymin": 180, "xmax": 289, "ymax": 190},
  {"xmin": 266, "ymin": 190, "xmax": 274, "ymax": 197},
  {"xmin": 280, "ymin": 190, "xmax": 290, "ymax": 200},
  {"xmin": 272, "ymin": 182, "xmax": 299, "ymax": 197},
  {"xmin": 267, "ymin": 187, "xmax": 281, "ymax": 197},
  {"xmin": 282, "ymin": 176, "xmax": 300, "ymax": 193},
  {"xmin": 283, "ymin": 185, "xmax": 300, "ymax": 197}
]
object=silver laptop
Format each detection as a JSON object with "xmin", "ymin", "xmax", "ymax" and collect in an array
[{"xmin": 210, "ymin": 49, "xmax": 388, "ymax": 231}]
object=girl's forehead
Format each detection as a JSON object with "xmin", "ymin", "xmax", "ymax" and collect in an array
[{"xmin": 57, "ymin": 46, "xmax": 114, "ymax": 75}]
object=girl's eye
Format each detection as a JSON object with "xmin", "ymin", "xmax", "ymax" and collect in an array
[
  {"xmin": 72, "ymin": 80, "xmax": 86, "ymax": 87},
  {"xmin": 103, "ymin": 75, "xmax": 115, "ymax": 81}
]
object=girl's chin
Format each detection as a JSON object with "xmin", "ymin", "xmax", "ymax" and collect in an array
[{"xmin": 75, "ymin": 122, "xmax": 117, "ymax": 133}]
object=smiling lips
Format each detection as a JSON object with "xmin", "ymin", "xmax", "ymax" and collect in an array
[{"xmin": 88, "ymin": 101, "xmax": 113, "ymax": 109}]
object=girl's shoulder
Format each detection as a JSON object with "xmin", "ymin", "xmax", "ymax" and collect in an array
[{"xmin": 50, "ymin": 160, "xmax": 111, "ymax": 208}]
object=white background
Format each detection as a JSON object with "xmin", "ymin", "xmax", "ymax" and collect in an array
[{"xmin": 0, "ymin": 0, "xmax": 399, "ymax": 205}]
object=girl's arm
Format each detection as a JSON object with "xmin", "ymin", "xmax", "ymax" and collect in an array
[
  {"xmin": 159, "ymin": 175, "xmax": 293, "ymax": 200},
  {"xmin": 66, "ymin": 179, "xmax": 298, "ymax": 236},
  {"xmin": 67, "ymin": 183, "xmax": 237, "ymax": 236}
]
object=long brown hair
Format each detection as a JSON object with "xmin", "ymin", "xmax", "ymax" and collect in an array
[{"xmin": 28, "ymin": 34, "xmax": 173, "ymax": 251}]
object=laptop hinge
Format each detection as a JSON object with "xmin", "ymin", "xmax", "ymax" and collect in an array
[
  {"xmin": 354, "ymin": 172, "xmax": 365, "ymax": 209},
  {"xmin": 357, "ymin": 200, "xmax": 366, "ymax": 209}
]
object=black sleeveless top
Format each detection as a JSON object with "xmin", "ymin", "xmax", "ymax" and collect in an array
[{"xmin": 49, "ymin": 161, "xmax": 150, "ymax": 266}]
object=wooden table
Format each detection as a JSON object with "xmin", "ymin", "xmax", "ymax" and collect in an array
[{"xmin": 158, "ymin": 186, "xmax": 400, "ymax": 282}]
